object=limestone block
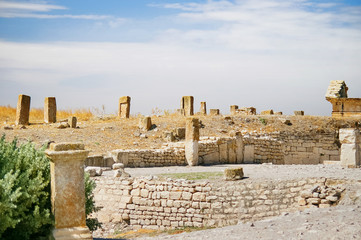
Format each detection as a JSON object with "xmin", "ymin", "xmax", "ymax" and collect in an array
[
  {"xmin": 325, "ymin": 80, "xmax": 348, "ymax": 99},
  {"xmin": 113, "ymin": 163, "xmax": 125, "ymax": 169},
  {"xmin": 164, "ymin": 131, "xmax": 175, "ymax": 142},
  {"xmin": 181, "ymin": 96, "xmax": 194, "ymax": 116},
  {"xmin": 139, "ymin": 116, "xmax": 152, "ymax": 131},
  {"xmin": 85, "ymin": 155, "xmax": 104, "ymax": 167},
  {"xmin": 227, "ymin": 140, "xmax": 237, "ymax": 164},
  {"xmin": 44, "ymin": 97, "xmax": 57, "ymax": 123},
  {"xmin": 174, "ymin": 127, "xmax": 186, "ymax": 139},
  {"xmin": 15, "ymin": 94, "xmax": 31, "ymax": 125},
  {"xmin": 230, "ymin": 105, "xmax": 238, "ymax": 115},
  {"xmin": 340, "ymin": 129, "xmax": 360, "ymax": 168},
  {"xmin": 274, "ymin": 112, "xmax": 283, "ymax": 115},
  {"xmin": 294, "ymin": 111, "xmax": 304, "ymax": 116},
  {"xmin": 68, "ymin": 116, "xmax": 77, "ymax": 128},
  {"xmin": 85, "ymin": 167, "xmax": 102, "ymax": 177},
  {"xmin": 119, "ymin": 96, "xmax": 131, "ymax": 118},
  {"xmin": 261, "ymin": 110, "xmax": 274, "ymax": 115},
  {"xmin": 339, "ymin": 128, "xmax": 359, "ymax": 144},
  {"xmin": 224, "ymin": 167, "xmax": 244, "ymax": 181},
  {"xmin": 200, "ymin": 102, "xmax": 207, "ymax": 115},
  {"xmin": 209, "ymin": 109, "xmax": 220, "ymax": 115}
]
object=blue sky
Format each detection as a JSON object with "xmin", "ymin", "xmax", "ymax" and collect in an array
[{"xmin": 0, "ymin": 0, "xmax": 360, "ymax": 116}]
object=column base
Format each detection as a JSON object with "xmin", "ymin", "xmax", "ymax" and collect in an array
[{"xmin": 52, "ymin": 227, "xmax": 92, "ymax": 240}]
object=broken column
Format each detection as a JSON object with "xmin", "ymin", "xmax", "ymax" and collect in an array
[
  {"xmin": 339, "ymin": 128, "xmax": 360, "ymax": 168},
  {"xmin": 139, "ymin": 116, "xmax": 152, "ymax": 131},
  {"xmin": 44, "ymin": 97, "xmax": 57, "ymax": 123},
  {"xmin": 15, "ymin": 94, "xmax": 31, "ymax": 125},
  {"xmin": 118, "ymin": 96, "xmax": 131, "ymax": 118},
  {"xmin": 200, "ymin": 102, "xmax": 207, "ymax": 115},
  {"xmin": 185, "ymin": 118, "xmax": 200, "ymax": 166},
  {"xmin": 68, "ymin": 116, "xmax": 77, "ymax": 128},
  {"xmin": 294, "ymin": 111, "xmax": 304, "ymax": 116},
  {"xmin": 230, "ymin": 105, "xmax": 238, "ymax": 115},
  {"xmin": 45, "ymin": 143, "xmax": 92, "ymax": 240},
  {"xmin": 181, "ymin": 96, "xmax": 194, "ymax": 116}
]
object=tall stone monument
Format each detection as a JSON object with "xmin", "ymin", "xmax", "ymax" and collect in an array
[
  {"xmin": 44, "ymin": 97, "xmax": 57, "ymax": 123},
  {"xmin": 181, "ymin": 96, "xmax": 194, "ymax": 116},
  {"xmin": 15, "ymin": 94, "xmax": 31, "ymax": 125},
  {"xmin": 45, "ymin": 143, "xmax": 92, "ymax": 240},
  {"xmin": 230, "ymin": 105, "xmax": 238, "ymax": 115},
  {"xmin": 119, "ymin": 96, "xmax": 131, "ymax": 118},
  {"xmin": 185, "ymin": 118, "xmax": 200, "ymax": 166}
]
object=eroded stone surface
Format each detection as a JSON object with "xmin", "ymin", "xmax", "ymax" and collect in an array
[
  {"xmin": 15, "ymin": 94, "xmax": 31, "ymax": 125},
  {"xmin": 119, "ymin": 96, "xmax": 131, "ymax": 118},
  {"xmin": 44, "ymin": 97, "xmax": 57, "ymax": 123},
  {"xmin": 181, "ymin": 96, "xmax": 194, "ymax": 116}
]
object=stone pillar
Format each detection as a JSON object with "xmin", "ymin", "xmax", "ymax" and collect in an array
[
  {"xmin": 209, "ymin": 109, "xmax": 220, "ymax": 115},
  {"xmin": 15, "ymin": 94, "xmax": 31, "ymax": 125},
  {"xmin": 339, "ymin": 128, "xmax": 360, "ymax": 168},
  {"xmin": 294, "ymin": 111, "xmax": 304, "ymax": 116},
  {"xmin": 181, "ymin": 96, "xmax": 194, "ymax": 116},
  {"xmin": 44, "ymin": 97, "xmax": 57, "ymax": 123},
  {"xmin": 200, "ymin": 102, "xmax": 207, "ymax": 115},
  {"xmin": 68, "ymin": 116, "xmax": 77, "ymax": 128},
  {"xmin": 118, "ymin": 96, "xmax": 131, "ymax": 118},
  {"xmin": 45, "ymin": 143, "xmax": 92, "ymax": 240},
  {"xmin": 139, "ymin": 116, "xmax": 152, "ymax": 131},
  {"xmin": 230, "ymin": 105, "xmax": 238, "ymax": 115},
  {"xmin": 185, "ymin": 118, "xmax": 199, "ymax": 166}
]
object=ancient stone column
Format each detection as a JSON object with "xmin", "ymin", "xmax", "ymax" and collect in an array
[
  {"xmin": 339, "ymin": 128, "xmax": 360, "ymax": 168},
  {"xmin": 200, "ymin": 102, "xmax": 207, "ymax": 115},
  {"xmin": 181, "ymin": 96, "xmax": 194, "ymax": 116},
  {"xmin": 15, "ymin": 94, "xmax": 31, "ymax": 125},
  {"xmin": 118, "ymin": 96, "xmax": 131, "ymax": 118},
  {"xmin": 185, "ymin": 118, "xmax": 200, "ymax": 166},
  {"xmin": 294, "ymin": 111, "xmax": 304, "ymax": 116},
  {"xmin": 44, "ymin": 97, "xmax": 57, "ymax": 123},
  {"xmin": 230, "ymin": 105, "xmax": 238, "ymax": 115},
  {"xmin": 45, "ymin": 143, "xmax": 92, "ymax": 240}
]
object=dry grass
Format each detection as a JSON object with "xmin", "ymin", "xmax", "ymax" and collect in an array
[{"xmin": 0, "ymin": 105, "xmax": 94, "ymax": 123}]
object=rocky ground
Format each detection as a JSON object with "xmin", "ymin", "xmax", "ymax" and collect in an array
[{"xmin": 1, "ymin": 114, "xmax": 360, "ymax": 155}]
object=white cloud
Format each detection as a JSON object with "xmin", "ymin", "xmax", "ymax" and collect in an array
[
  {"xmin": 0, "ymin": 0, "xmax": 360, "ymax": 115},
  {"xmin": 0, "ymin": 1, "xmax": 66, "ymax": 12}
]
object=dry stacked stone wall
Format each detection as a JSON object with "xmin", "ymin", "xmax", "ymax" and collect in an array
[
  {"xmin": 243, "ymin": 131, "xmax": 340, "ymax": 164},
  {"xmin": 92, "ymin": 177, "xmax": 348, "ymax": 230}
]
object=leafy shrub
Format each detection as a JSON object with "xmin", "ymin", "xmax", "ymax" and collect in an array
[
  {"xmin": 0, "ymin": 136, "xmax": 101, "ymax": 239},
  {"xmin": 0, "ymin": 136, "xmax": 52, "ymax": 240}
]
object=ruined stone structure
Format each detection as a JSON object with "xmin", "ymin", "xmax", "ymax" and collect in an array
[
  {"xmin": 294, "ymin": 111, "xmax": 304, "ymax": 116},
  {"xmin": 139, "ymin": 116, "xmax": 152, "ymax": 131},
  {"xmin": 181, "ymin": 96, "xmax": 194, "ymax": 116},
  {"xmin": 185, "ymin": 118, "xmax": 200, "ymax": 166},
  {"xmin": 326, "ymin": 80, "xmax": 361, "ymax": 117},
  {"xmin": 93, "ymin": 176, "xmax": 352, "ymax": 230},
  {"xmin": 339, "ymin": 128, "xmax": 360, "ymax": 168},
  {"xmin": 230, "ymin": 105, "xmax": 238, "ymax": 115},
  {"xmin": 209, "ymin": 109, "xmax": 220, "ymax": 115},
  {"xmin": 45, "ymin": 143, "xmax": 92, "ymax": 240},
  {"xmin": 44, "ymin": 97, "xmax": 57, "ymax": 123},
  {"xmin": 199, "ymin": 102, "xmax": 207, "ymax": 115},
  {"xmin": 15, "ymin": 94, "xmax": 31, "ymax": 125},
  {"xmin": 261, "ymin": 110, "xmax": 274, "ymax": 115},
  {"xmin": 119, "ymin": 96, "xmax": 131, "ymax": 118}
]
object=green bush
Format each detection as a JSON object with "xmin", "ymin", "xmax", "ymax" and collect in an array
[
  {"xmin": 0, "ymin": 136, "xmax": 52, "ymax": 240},
  {"xmin": 0, "ymin": 136, "xmax": 101, "ymax": 239}
]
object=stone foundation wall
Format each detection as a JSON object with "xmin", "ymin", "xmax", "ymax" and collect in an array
[
  {"xmin": 243, "ymin": 131, "xmax": 340, "ymax": 164},
  {"xmin": 110, "ymin": 137, "xmax": 242, "ymax": 167},
  {"xmin": 93, "ymin": 177, "xmax": 343, "ymax": 230}
]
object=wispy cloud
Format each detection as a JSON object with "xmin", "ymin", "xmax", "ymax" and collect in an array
[{"xmin": 0, "ymin": 0, "xmax": 125, "ymax": 21}]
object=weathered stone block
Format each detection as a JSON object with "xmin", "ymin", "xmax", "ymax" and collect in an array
[
  {"xmin": 230, "ymin": 105, "xmax": 238, "ymax": 115},
  {"xmin": 139, "ymin": 116, "xmax": 152, "ymax": 131},
  {"xmin": 209, "ymin": 109, "xmax": 220, "ymax": 115},
  {"xmin": 15, "ymin": 94, "xmax": 31, "ymax": 125},
  {"xmin": 294, "ymin": 111, "xmax": 304, "ymax": 116},
  {"xmin": 119, "ymin": 96, "xmax": 131, "ymax": 118},
  {"xmin": 68, "ymin": 116, "xmax": 77, "ymax": 128},
  {"xmin": 224, "ymin": 167, "xmax": 244, "ymax": 181},
  {"xmin": 44, "ymin": 97, "xmax": 57, "ymax": 123},
  {"xmin": 261, "ymin": 110, "xmax": 274, "ymax": 115},
  {"xmin": 200, "ymin": 102, "xmax": 207, "ymax": 115},
  {"xmin": 181, "ymin": 96, "xmax": 194, "ymax": 116}
]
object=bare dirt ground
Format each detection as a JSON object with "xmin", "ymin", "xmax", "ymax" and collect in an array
[{"xmin": 1, "ymin": 114, "xmax": 359, "ymax": 155}]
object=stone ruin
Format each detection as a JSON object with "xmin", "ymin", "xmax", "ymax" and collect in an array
[
  {"xmin": 44, "ymin": 97, "xmax": 57, "ymax": 123},
  {"xmin": 119, "ymin": 96, "xmax": 131, "ymax": 118},
  {"xmin": 181, "ymin": 96, "xmax": 194, "ymax": 116},
  {"xmin": 15, "ymin": 94, "xmax": 31, "ymax": 125},
  {"xmin": 326, "ymin": 80, "xmax": 361, "ymax": 117},
  {"xmin": 199, "ymin": 102, "xmax": 207, "ymax": 115},
  {"xmin": 230, "ymin": 105, "xmax": 256, "ymax": 115}
]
